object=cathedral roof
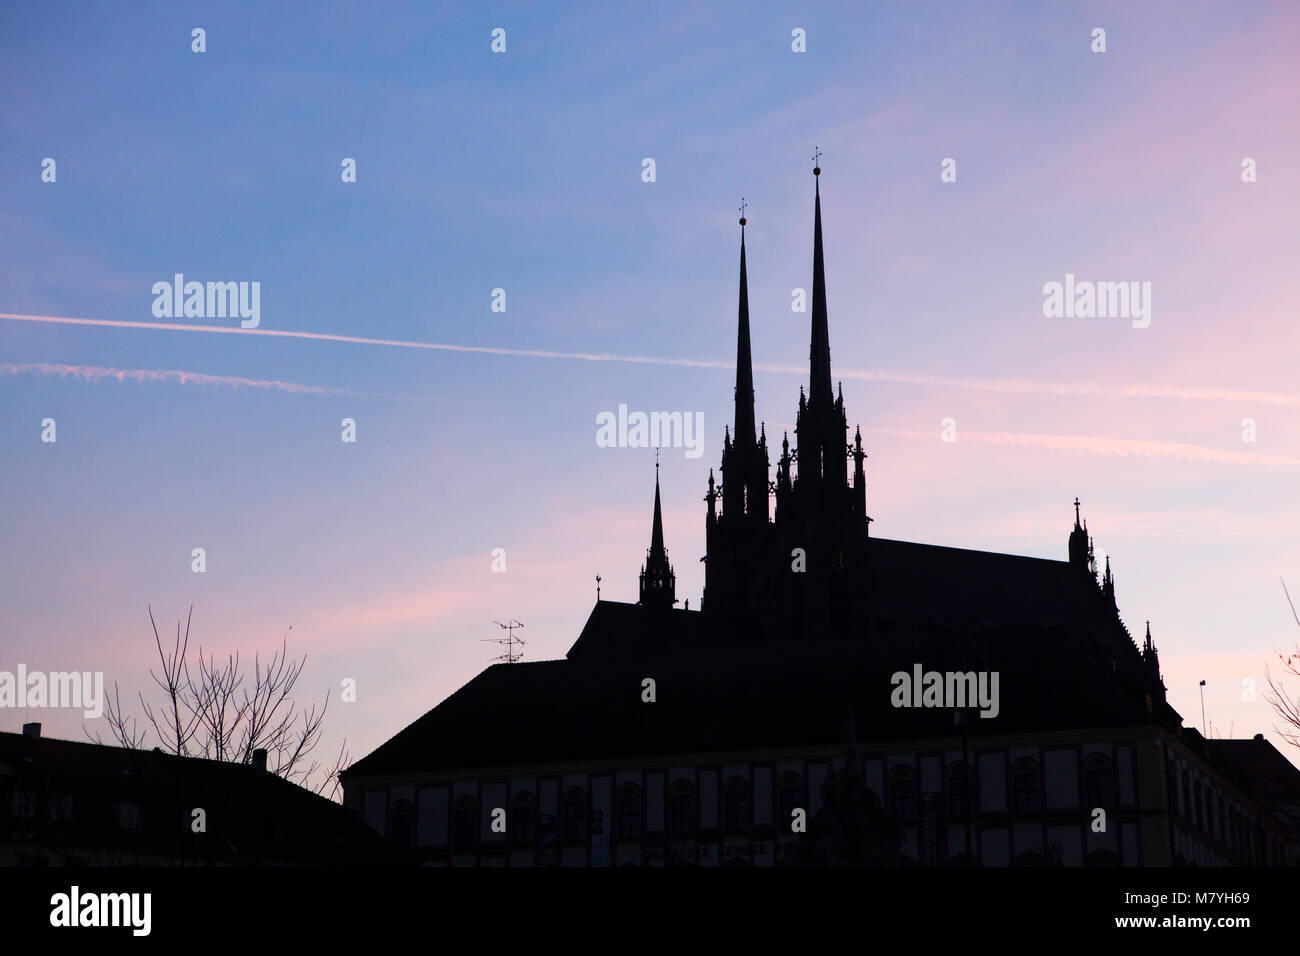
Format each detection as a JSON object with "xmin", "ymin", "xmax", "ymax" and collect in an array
[{"xmin": 345, "ymin": 624, "xmax": 1156, "ymax": 778}]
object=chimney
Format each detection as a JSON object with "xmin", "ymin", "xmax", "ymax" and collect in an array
[
  {"xmin": 21, "ymin": 722, "xmax": 41, "ymax": 739},
  {"xmin": 252, "ymin": 748, "xmax": 268, "ymax": 773}
]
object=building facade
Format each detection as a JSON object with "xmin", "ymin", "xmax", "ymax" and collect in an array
[{"xmin": 343, "ymin": 168, "xmax": 1300, "ymax": 866}]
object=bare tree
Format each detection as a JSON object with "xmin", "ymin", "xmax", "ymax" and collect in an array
[
  {"xmin": 86, "ymin": 605, "xmax": 349, "ymax": 801},
  {"xmin": 1265, "ymin": 578, "xmax": 1300, "ymax": 750}
]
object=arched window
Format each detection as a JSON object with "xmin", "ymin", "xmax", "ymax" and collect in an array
[
  {"xmin": 669, "ymin": 780, "xmax": 695, "ymax": 835},
  {"xmin": 948, "ymin": 762, "xmax": 971, "ymax": 819},
  {"xmin": 512, "ymin": 792, "xmax": 535, "ymax": 847},
  {"xmin": 889, "ymin": 766, "xmax": 915, "ymax": 824},
  {"xmin": 724, "ymin": 776, "xmax": 749, "ymax": 833},
  {"xmin": 618, "ymin": 783, "xmax": 642, "ymax": 839},
  {"xmin": 777, "ymin": 773, "xmax": 803, "ymax": 830},
  {"xmin": 389, "ymin": 797, "xmax": 415, "ymax": 847},
  {"xmin": 453, "ymin": 795, "xmax": 477, "ymax": 852},
  {"xmin": 1012, "ymin": 759, "xmax": 1041, "ymax": 816},
  {"xmin": 562, "ymin": 787, "xmax": 586, "ymax": 842},
  {"xmin": 1084, "ymin": 755, "xmax": 1112, "ymax": 810}
]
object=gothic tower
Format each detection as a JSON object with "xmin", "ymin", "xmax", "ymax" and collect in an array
[
  {"xmin": 703, "ymin": 163, "xmax": 871, "ymax": 638},
  {"xmin": 639, "ymin": 464, "xmax": 676, "ymax": 608},
  {"xmin": 703, "ymin": 211, "xmax": 773, "ymax": 617}
]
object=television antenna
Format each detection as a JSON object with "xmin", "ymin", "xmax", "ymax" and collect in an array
[{"xmin": 483, "ymin": 619, "xmax": 526, "ymax": 663}]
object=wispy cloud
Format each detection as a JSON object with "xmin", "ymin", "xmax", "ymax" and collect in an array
[
  {"xmin": 873, "ymin": 428, "xmax": 1300, "ymax": 467},
  {"xmin": 2, "ymin": 361, "xmax": 349, "ymax": 395}
]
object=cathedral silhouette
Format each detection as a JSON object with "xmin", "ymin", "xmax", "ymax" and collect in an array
[{"xmin": 343, "ymin": 167, "xmax": 1300, "ymax": 867}]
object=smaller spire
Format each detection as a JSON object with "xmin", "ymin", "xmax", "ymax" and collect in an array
[
  {"xmin": 650, "ymin": 464, "xmax": 665, "ymax": 557},
  {"xmin": 640, "ymin": 464, "xmax": 675, "ymax": 608}
]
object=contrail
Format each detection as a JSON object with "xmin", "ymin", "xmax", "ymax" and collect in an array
[
  {"xmin": 0, "ymin": 312, "xmax": 730, "ymax": 368},
  {"xmin": 3, "ymin": 311, "xmax": 1296, "ymax": 406}
]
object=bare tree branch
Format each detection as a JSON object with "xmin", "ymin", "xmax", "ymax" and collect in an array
[{"xmin": 82, "ymin": 606, "xmax": 342, "ymax": 800}]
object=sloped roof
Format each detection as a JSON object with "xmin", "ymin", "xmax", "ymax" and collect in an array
[
  {"xmin": 0, "ymin": 731, "xmax": 397, "ymax": 864},
  {"xmin": 1208, "ymin": 735, "xmax": 1300, "ymax": 804},
  {"xmin": 346, "ymin": 620, "xmax": 1158, "ymax": 778}
]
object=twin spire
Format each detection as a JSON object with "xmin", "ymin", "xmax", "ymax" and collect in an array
[
  {"xmin": 734, "ymin": 211, "xmax": 755, "ymax": 450},
  {"xmin": 809, "ymin": 165, "xmax": 834, "ymax": 410}
]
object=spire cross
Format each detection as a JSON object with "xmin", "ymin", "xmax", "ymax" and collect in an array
[
  {"xmin": 1074, "ymin": 497, "xmax": 1081, "ymax": 523},
  {"xmin": 738, "ymin": 197, "xmax": 749, "ymax": 224},
  {"xmin": 812, "ymin": 146, "xmax": 823, "ymax": 171}
]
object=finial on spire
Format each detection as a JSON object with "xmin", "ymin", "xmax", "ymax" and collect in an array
[
  {"xmin": 738, "ymin": 196, "xmax": 749, "ymax": 227},
  {"xmin": 1074, "ymin": 496, "xmax": 1081, "ymax": 527},
  {"xmin": 812, "ymin": 146, "xmax": 822, "ymax": 176}
]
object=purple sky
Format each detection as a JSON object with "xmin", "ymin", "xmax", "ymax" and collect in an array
[{"xmin": 2, "ymin": 1, "xmax": 1299, "ymax": 777}]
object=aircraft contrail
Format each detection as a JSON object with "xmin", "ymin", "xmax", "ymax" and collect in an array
[{"xmin": 3, "ymin": 311, "xmax": 1297, "ymax": 407}]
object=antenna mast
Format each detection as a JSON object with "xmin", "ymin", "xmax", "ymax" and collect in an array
[{"xmin": 482, "ymin": 619, "xmax": 526, "ymax": 663}]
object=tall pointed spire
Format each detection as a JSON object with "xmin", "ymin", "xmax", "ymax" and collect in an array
[
  {"xmin": 809, "ymin": 158, "xmax": 833, "ymax": 408},
  {"xmin": 734, "ymin": 208, "xmax": 756, "ymax": 449}
]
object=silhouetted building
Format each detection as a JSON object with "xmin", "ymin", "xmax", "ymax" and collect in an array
[
  {"xmin": 1, "ymin": 724, "xmax": 395, "ymax": 866},
  {"xmin": 343, "ymin": 169, "xmax": 1300, "ymax": 867}
]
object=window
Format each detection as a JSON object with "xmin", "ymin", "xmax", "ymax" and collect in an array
[
  {"xmin": 670, "ymin": 781, "xmax": 695, "ymax": 834},
  {"xmin": 513, "ymin": 794, "xmax": 535, "ymax": 847},
  {"xmin": 114, "ymin": 800, "xmax": 140, "ymax": 829},
  {"xmin": 453, "ymin": 796, "xmax": 477, "ymax": 851},
  {"xmin": 12, "ymin": 789, "xmax": 37, "ymax": 819},
  {"xmin": 777, "ymin": 773, "xmax": 803, "ymax": 830},
  {"xmin": 1084, "ymin": 755, "xmax": 1111, "ymax": 810},
  {"xmin": 724, "ymin": 777, "xmax": 749, "ymax": 833},
  {"xmin": 562, "ymin": 788, "xmax": 586, "ymax": 842},
  {"xmin": 948, "ymin": 763, "xmax": 971, "ymax": 819},
  {"xmin": 50, "ymin": 792, "xmax": 74, "ymax": 822},
  {"xmin": 1012, "ymin": 759, "xmax": 1041, "ymax": 816},
  {"xmin": 389, "ymin": 798, "xmax": 414, "ymax": 847},
  {"xmin": 889, "ymin": 768, "xmax": 915, "ymax": 824},
  {"xmin": 618, "ymin": 785, "xmax": 642, "ymax": 839}
]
